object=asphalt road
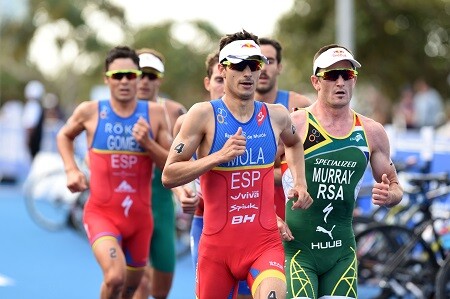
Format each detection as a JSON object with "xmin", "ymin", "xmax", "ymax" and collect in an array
[
  {"xmin": 0, "ymin": 182, "xmax": 195, "ymax": 299},
  {"xmin": 0, "ymin": 181, "xmax": 381, "ymax": 299}
]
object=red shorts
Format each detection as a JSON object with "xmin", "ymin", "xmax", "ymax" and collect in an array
[
  {"xmin": 196, "ymin": 232, "xmax": 285, "ymax": 298},
  {"xmin": 83, "ymin": 199, "xmax": 153, "ymax": 268}
]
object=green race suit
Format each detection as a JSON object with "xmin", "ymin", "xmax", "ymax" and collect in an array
[
  {"xmin": 284, "ymin": 110, "xmax": 370, "ymax": 299},
  {"xmin": 149, "ymin": 158, "xmax": 176, "ymax": 272}
]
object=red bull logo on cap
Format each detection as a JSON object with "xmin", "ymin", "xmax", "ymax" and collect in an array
[
  {"xmin": 241, "ymin": 43, "xmax": 257, "ymax": 49},
  {"xmin": 331, "ymin": 49, "xmax": 347, "ymax": 58}
]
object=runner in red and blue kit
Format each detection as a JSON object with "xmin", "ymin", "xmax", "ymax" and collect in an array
[
  {"xmin": 58, "ymin": 46, "xmax": 172, "ymax": 298},
  {"xmin": 162, "ymin": 32, "xmax": 312, "ymax": 299},
  {"xmin": 256, "ymin": 37, "xmax": 312, "ymax": 223},
  {"xmin": 272, "ymin": 90, "xmax": 293, "ymax": 221},
  {"xmin": 197, "ymin": 99, "xmax": 284, "ymax": 297},
  {"xmin": 84, "ymin": 99, "xmax": 154, "ymax": 268}
]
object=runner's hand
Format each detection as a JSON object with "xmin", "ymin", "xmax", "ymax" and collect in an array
[
  {"xmin": 66, "ymin": 169, "xmax": 88, "ymax": 193},
  {"xmin": 288, "ymin": 186, "xmax": 313, "ymax": 210},
  {"xmin": 217, "ymin": 127, "xmax": 246, "ymax": 163},
  {"xmin": 175, "ymin": 184, "xmax": 199, "ymax": 214},
  {"xmin": 277, "ymin": 215, "xmax": 294, "ymax": 241},
  {"xmin": 132, "ymin": 116, "xmax": 151, "ymax": 145},
  {"xmin": 372, "ymin": 173, "xmax": 391, "ymax": 206}
]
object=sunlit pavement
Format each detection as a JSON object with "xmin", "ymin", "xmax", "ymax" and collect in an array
[{"xmin": 0, "ymin": 182, "xmax": 378, "ymax": 298}]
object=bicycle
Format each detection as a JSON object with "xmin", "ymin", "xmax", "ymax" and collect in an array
[
  {"xmin": 355, "ymin": 171, "xmax": 450, "ymax": 299},
  {"xmin": 22, "ymin": 152, "xmax": 194, "ymax": 256},
  {"xmin": 430, "ymin": 183, "xmax": 450, "ymax": 299},
  {"xmin": 352, "ymin": 157, "xmax": 431, "ymax": 235},
  {"xmin": 436, "ymin": 254, "xmax": 450, "ymax": 299},
  {"xmin": 22, "ymin": 152, "xmax": 88, "ymax": 236}
]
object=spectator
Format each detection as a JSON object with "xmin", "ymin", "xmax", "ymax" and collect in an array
[
  {"xmin": 22, "ymin": 80, "xmax": 45, "ymax": 159},
  {"xmin": 0, "ymin": 100, "xmax": 29, "ymax": 182},
  {"xmin": 413, "ymin": 78, "xmax": 445, "ymax": 128},
  {"xmin": 436, "ymin": 101, "xmax": 450, "ymax": 139},
  {"xmin": 393, "ymin": 85, "xmax": 416, "ymax": 130},
  {"xmin": 39, "ymin": 93, "xmax": 65, "ymax": 153}
]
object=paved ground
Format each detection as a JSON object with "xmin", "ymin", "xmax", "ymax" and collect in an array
[
  {"xmin": 0, "ymin": 182, "xmax": 195, "ymax": 299},
  {"xmin": 0, "ymin": 181, "xmax": 382, "ymax": 299}
]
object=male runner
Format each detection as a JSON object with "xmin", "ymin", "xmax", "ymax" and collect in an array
[
  {"xmin": 57, "ymin": 46, "xmax": 172, "ymax": 299},
  {"xmin": 281, "ymin": 44, "xmax": 403, "ymax": 298},
  {"xmin": 256, "ymin": 37, "xmax": 312, "ymax": 222},
  {"xmin": 162, "ymin": 30, "xmax": 312, "ymax": 299},
  {"xmin": 133, "ymin": 48, "xmax": 186, "ymax": 299},
  {"xmin": 172, "ymin": 51, "xmax": 224, "ymax": 269}
]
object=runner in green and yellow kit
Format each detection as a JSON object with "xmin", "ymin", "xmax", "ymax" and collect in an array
[{"xmin": 280, "ymin": 44, "xmax": 403, "ymax": 299}]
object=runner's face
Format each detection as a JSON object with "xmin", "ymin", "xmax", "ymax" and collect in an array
[
  {"xmin": 257, "ymin": 44, "xmax": 280, "ymax": 94},
  {"xmin": 312, "ymin": 60, "xmax": 357, "ymax": 108},
  {"xmin": 204, "ymin": 63, "xmax": 224, "ymax": 100},
  {"xmin": 105, "ymin": 58, "xmax": 139, "ymax": 103},
  {"xmin": 137, "ymin": 67, "xmax": 162, "ymax": 101},
  {"xmin": 221, "ymin": 61, "xmax": 260, "ymax": 101}
]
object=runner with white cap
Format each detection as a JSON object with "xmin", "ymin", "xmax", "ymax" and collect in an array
[
  {"xmin": 162, "ymin": 29, "xmax": 312, "ymax": 299},
  {"xmin": 134, "ymin": 48, "xmax": 187, "ymax": 299},
  {"xmin": 282, "ymin": 44, "xmax": 403, "ymax": 298},
  {"xmin": 312, "ymin": 46, "xmax": 361, "ymax": 75}
]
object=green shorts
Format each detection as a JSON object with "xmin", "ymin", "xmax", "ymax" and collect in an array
[
  {"xmin": 149, "ymin": 167, "xmax": 176, "ymax": 272},
  {"xmin": 284, "ymin": 236, "xmax": 358, "ymax": 299}
]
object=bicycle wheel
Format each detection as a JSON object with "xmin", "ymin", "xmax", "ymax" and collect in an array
[
  {"xmin": 24, "ymin": 170, "xmax": 78, "ymax": 231},
  {"xmin": 68, "ymin": 189, "xmax": 89, "ymax": 237},
  {"xmin": 436, "ymin": 255, "xmax": 450, "ymax": 299},
  {"xmin": 353, "ymin": 214, "xmax": 375, "ymax": 235},
  {"xmin": 356, "ymin": 224, "xmax": 439, "ymax": 298}
]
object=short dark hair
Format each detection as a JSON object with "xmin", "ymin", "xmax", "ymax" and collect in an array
[
  {"xmin": 259, "ymin": 37, "xmax": 282, "ymax": 63},
  {"xmin": 205, "ymin": 51, "xmax": 219, "ymax": 78},
  {"xmin": 218, "ymin": 29, "xmax": 259, "ymax": 51},
  {"xmin": 104, "ymin": 46, "xmax": 140, "ymax": 72}
]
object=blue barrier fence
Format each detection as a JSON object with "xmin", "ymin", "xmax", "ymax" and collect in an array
[{"xmin": 358, "ymin": 125, "xmax": 450, "ymax": 214}]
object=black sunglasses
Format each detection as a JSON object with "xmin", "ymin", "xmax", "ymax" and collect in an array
[
  {"xmin": 316, "ymin": 69, "xmax": 358, "ymax": 81},
  {"xmin": 222, "ymin": 60, "xmax": 263, "ymax": 72},
  {"xmin": 105, "ymin": 70, "xmax": 142, "ymax": 80},
  {"xmin": 141, "ymin": 72, "xmax": 162, "ymax": 80}
]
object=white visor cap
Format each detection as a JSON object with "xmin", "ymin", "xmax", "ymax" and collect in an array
[
  {"xmin": 139, "ymin": 53, "xmax": 165, "ymax": 73},
  {"xmin": 313, "ymin": 47, "xmax": 361, "ymax": 74},
  {"xmin": 219, "ymin": 40, "xmax": 268, "ymax": 64}
]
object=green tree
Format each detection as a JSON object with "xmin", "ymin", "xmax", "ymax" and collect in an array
[
  {"xmin": 132, "ymin": 20, "xmax": 222, "ymax": 108},
  {"xmin": 274, "ymin": 0, "xmax": 449, "ymax": 104},
  {"xmin": 0, "ymin": 0, "xmax": 127, "ymax": 107}
]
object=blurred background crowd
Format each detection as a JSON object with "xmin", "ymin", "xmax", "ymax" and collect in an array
[
  {"xmin": 0, "ymin": 0, "xmax": 449, "ymax": 183},
  {"xmin": 0, "ymin": 1, "xmax": 449, "ymax": 298}
]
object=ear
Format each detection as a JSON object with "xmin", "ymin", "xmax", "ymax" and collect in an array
[
  {"xmin": 310, "ymin": 75, "xmax": 320, "ymax": 91},
  {"xmin": 277, "ymin": 62, "xmax": 283, "ymax": 75},
  {"xmin": 218, "ymin": 64, "xmax": 227, "ymax": 78},
  {"xmin": 103, "ymin": 76, "xmax": 108, "ymax": 85},
  {"xmin": 203, "ymin": 77, "xmax": 210, "ymax": 91}
]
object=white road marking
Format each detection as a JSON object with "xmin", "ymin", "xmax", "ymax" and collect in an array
[{"xmin": 0, "ymin": 274, "xmax": 15, "ymax": 286}]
